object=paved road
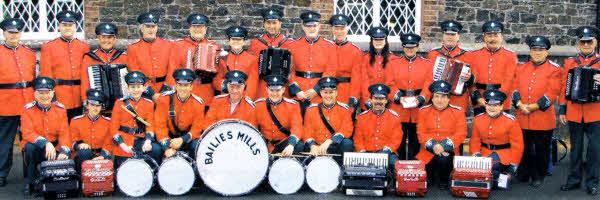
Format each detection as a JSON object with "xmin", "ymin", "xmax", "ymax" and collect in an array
[{"xmin": 0, "ymin": 149, "xmax": 596, "ymax": 200}]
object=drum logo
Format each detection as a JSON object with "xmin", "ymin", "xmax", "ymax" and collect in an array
[{"xmin": 204, "ymin": 130, "xmax": 262, "ymax": 164}]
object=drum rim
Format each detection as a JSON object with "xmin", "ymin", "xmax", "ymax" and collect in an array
[
  {"xmin": 196, "ymin": 119, "xmax": 269, "ymax": 196},
  {"xmin": 157, "ymin": 156, "xmax": 196, "ymax": 195},
  {"xmin": 305, "ymin": 156, "xmax": 341, "ymax": 194},
  {"xmin": 268, "ymin": 157, "xmax": 305, "ymax": 195},
  {"xmin": 116, "ymin": 158, "xmax": 155, "ymax": 197}
]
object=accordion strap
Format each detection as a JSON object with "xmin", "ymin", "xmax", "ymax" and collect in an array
[
  {"xmin": 266, "ymin": 101, "xmax": 291, "ymax": 136},
  {"xmin": 574, "ymin": 55, "xmax": 600, "ymax": 68},
  {"xmin": 122, "ymin": 98, "xmax": 147, "ymax": 133},
  {"xmin": 435, "ymin": 48, "xmax": 467, "ymax": 59},
  {"xmin": 85, "ymin": 49, "xmax": 126, "ymax": 64},
  {"xmin": 168, "ymin": 94, "xmax": 191, "ymax": 137},
  {"xmin": 258, "ymin": 35, "xmax": 288, "ymax": 48},
  {"xmin": 318, "ymin": 103, "xmax": 336, "ymax": 135}
]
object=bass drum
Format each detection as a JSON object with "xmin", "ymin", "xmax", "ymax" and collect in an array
[
  {"xmin": 305, "ymin": 156, "xmax": 341, "ymax": 193},
  {"xmin": 268, "ymin": 157, "xmax": 305, "ymax": 194},
  {"xmin": 116, "ymin": 156, "xmax": 156, "ymax": 197},
  {"xmin": 157, "ymin": 152, "xmax": 196, "ymax": 195},
  {"xmin": 196, "ymin": 119, "xmax": 269, "ymax": 196}
]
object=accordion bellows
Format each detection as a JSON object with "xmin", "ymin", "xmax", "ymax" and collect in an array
[
  {"xmin": 258, "ymin": 47, "xmax": 292, "ymax": 79},
  {"xmin": 395, "ymin": 160, "xmax": 427, "ymax": 197},
  {"xmin": 38, "ymin": 159, "xmax": 79, "ymax": 199},
  {"xmin": 565, "ymin": 67, "xmax": 600, "ymax": 103},
  {"xmin": 433, "ymin": 56, "xmax": 471, "ymax": 95},
  {"xmin": 450, "ymin": 156, "xmax": 492, "ymax": 198},
  {"xmin": 82, "ymin": 159, "xmax": 114, "ymax": 197}
]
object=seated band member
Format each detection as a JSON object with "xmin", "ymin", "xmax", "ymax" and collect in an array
[
  {"xmin": 470, "ymin": 89, "xmax": 524, "ymax": 187},
  {"xmin": 416, "ymin": 80, "xmax": 467, "ymax": 190},
  {"xmin": 111, "ymin": 71, "xmax": 162, "ymax": 168},
  {"xmin": 354, "ymin": 83, "xmax": 403, "ymax": 168},
  {"xmin": 155, "ymin": 68, "xmax": 206, "ymax": 158},
  {"xmin": 303, "ymin": 77, "xmax": 354, "ymax": 156},
  {"xmin": 20, "ymin": 77, "xmax": 71, "ymax": 195},
  {"xmin": 71, "ymin": 89, "xmax": 113, "ymax": 173},
  {"xmin": 205, "ymin": 70, "xmax": 257, "ymax": 127},
  {"xmin": 255, "ymin": 75, "xmax": 304, "ymax": 156}
]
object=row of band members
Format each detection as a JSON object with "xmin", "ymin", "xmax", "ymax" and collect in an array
[{"xmin": 0, "ymin": 8, "xmax": 598, "ymax": 196}]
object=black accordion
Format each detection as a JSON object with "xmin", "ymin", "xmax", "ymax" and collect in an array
[
  {"xmin": 342, "ymin": 152, "xmax": 389, "ymax": 196},
  {"xmin": 37, "ymin": 159, "xmax": 79, "ymax": 199},
  {"xmin": 87, "ymin": 64, "xmax": 129, "ymax": 110},
  {"xmin": 565, "ymin": 67, "xmax": 600, "ymax": 103},
  {"xmin": 258, "ymin": 47, "xmax": 292, "ymax": 79}
]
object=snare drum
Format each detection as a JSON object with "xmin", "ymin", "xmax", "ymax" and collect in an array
[
  {"xmin": 157, "ymin": 152, "xmax": 196, "ymax": 196},
  {"xmin": 305, "ymin": 156, "xmax": 341, "ymax": 193},
  {"xmin": 116, "ymin": 155, "xmax": 157, "ymax": 197},
  {"xmin": 268, "ymin": 157, "xmax": 305, "ymax": 195},
  {"xmin": 196, "ymin": 119, "xmax": 269, "ymax": 196}
]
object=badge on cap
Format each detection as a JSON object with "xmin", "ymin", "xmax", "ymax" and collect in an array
[
  {"xmin": 66, "ymin": 13, "xmax": 71, "ymax": 17},
  {"xmin": 327, "ymin": 77, "xmax": 331, "ymax": 82},
  {"xmin": 408, "ymin": 36, "xmax": 412, "ymax": 40},
  {"xmin": 490, "ymin": 92, "xmax": 495, "ymax": 96},
  {"xmin": 234, "ymin": 72, "xmax": 239, "ymax": 77},
  {"xmin": 11, "ymin": 21, "xmax": 16, "ymax": 25},
  {"xmin": 378, "ymin": 86, "xmax": 382, "ymax": 91},
  {"xmin": 490, "ymin": 22, "xmax": 495, "ymax": 27},
  {"xmin": 441, "ymin": 82, "xmax": 445, "ymax": 87},
  {"xmin": 149, "ymin": 14, "xmax": 153, "ymax": 19},
  {"xmin": 449, "ymin": 22, "xmax": 453, "ymax": 27},
  {"xmin": 584, "ymin": 28, "xmax": 589, "ymax": 33},
  {"xmin": 105, "ymin": 24, "xmax": 110, "ymax": 29},
  {"xmin": 197, "ymin": 16, "xmax": 201, "ymax": 19},
  {"xmin": 273, "ymin": 77, "xmax": 278, "ymax": 82},
  {"xmin": 269, "ymin": 10, "xmax": 274, "ymax": 15},
  {"xmin": 308, "ymin": 14, "xmax": 312, "ymax": 18}
]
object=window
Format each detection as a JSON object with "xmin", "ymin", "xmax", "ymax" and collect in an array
[
  {"xmin": 334, "ymin": 0, "xmax": 421, "ymax": 42},
  {"xmin": 1, "ymin": 0, "xmax": 85, "ymax": 40}
]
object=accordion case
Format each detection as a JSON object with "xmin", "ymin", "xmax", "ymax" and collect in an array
[
  {"xmin": 81, "ymin": 159, "xmax": 114, "ymax": 197},
  {"xmin": 565, "ymin": 67, "xmax": 600, "ymax": 103},
  {"xmin": 395, "ymin": 160, "xmax": 427, "ymax": 197},
  {"xmin": 450, "ymin": 156, "xmax": 492, "ymax": 198},
  {"xmin": 38, "ymin": 159, "xmax": 79, "ymax": 199},
  {"xmin": 258, "ymin": 47, "xmax": 292, "ymax": 79},
  {"xmin": 342, "ymin": 152, "xmax": 389, "ymax": 196}
]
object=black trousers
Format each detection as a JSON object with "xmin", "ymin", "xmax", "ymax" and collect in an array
[
  {"xmin": 566, "ymin": 121, "xmax": 600, "ymax": 189},
  {"xmin": 66, "ymin": 106, "xmax": 83, "ymax": 123},
  {"xmin": 517, "ymin": 129, "xmax": 552, "ymax": 182},
  {"xmin": 74, "ymin": 148, "xmax": 98, "ymax": 173},
  {"xmin": 398, "ymin": 122, "xmax": 419, "ymax": 160},
  {"xmin": 23, "ymin": 142, "xmax": 62, "ymax": 184},
  {"xmin": 426, "ymin": 153, "xmax": 454, "ymax": 184},
  {"xmin": 0, "ymin": 115, "xmax": 19, "ymax": 178}
]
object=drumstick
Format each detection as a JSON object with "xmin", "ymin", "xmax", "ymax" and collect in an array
[
  {"xmin": 120, "ymin": 105, "xmax": 152, "ymax": 127},
  {"xmin": 270, "ymin": 153, "xmax": 307, "ymax": 158},
  {"xmin": 300, "ymin": 152, "xmax": 342, "ymax": 157}
]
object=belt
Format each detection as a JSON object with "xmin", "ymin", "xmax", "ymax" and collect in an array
[
  {"xmin": 475, "ymin": 83, "xmax": 501, "ymax": 90},
  {"xmin": 56, "ymin": 79, "xmax": 81, "ymax": 86},
  {"xmin": 399, "ymin": 89, "xmax": 422, "ymax": 97},
  {"xmin": 295, "ymin": 71, "xmax": 323, "ymax": 79},
  {"xmin": 481, "ymin": 142, "xmax": 511, "ymax": 150},
  {"xmin": 118, "ymin": 125, "xmax": 145, "ymax": 135},
  {"xmin": 91, "ymin": 148, "xmax": 101, "ymax": 154},
  {"xmin": 336, "ymin": 76, "xmax": 351, "ymax": 83},
  {"xmin": 0, "ymin": 81, "xmax": 32, "ymax": 89},
  {"xmin": 148, "ymin": 75, "xmax": 167, "ymax": 83}
]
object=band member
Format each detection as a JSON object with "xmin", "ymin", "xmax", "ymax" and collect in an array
[
  {"xmin": 80, "ymin": 22, "xmax": 128, "ymax": 99},
  {"xmin": 303, "ymin": 77, "xmax": 354, "ymax": 156},
  {"xmin": 360, "ymin": 27, "xmax": 400, "ymax": 109},
  {"xmin": 205, "ymin": 70, "xmax": 257, "ymax": 127},
  {"xmin": 40, "ymin": 10, "xmax": 90, "ymax": 120},
  {"xmin": 287, "ymin": 11, "xmax": 337, "ymax": 111},
  {"xmin": 468, "ymin": 20, "xmax": 517, "ymax": 115},
  {"xmin": 127, "ymin": 12, "xmax": 172, "ymax": 100},
  {"xmin": 214, "ymin": 26, "xmax": 259, "ymax": 100},
  {"xmin": 155, "ymin": 69, "xmax": 206, "ymax": 158},
  {"xmin": 416, "ymin": 80, "xmax": 467, "ymax": 189},
  {"xmin": 168, "ymin": 14, "xmax": 221, "ymax": 106},
  {"xmin": 327, "ymin": 14, "xmax": 362, "ymax": 112},
  {"xmin": 0, "ymin": 18, "xmax": 35, "ymax": 187},
  {"xmin": 111, "ymin": 71, "xmax": 162, "ymax": 168},
  {"xmin": 512, "ymin": 36, "xmax": 561, "ymax": 188},
  {"xmin": 386, "ymin": 33, "xmax": 433, "ymax": 160},
  {"xmin": 559, "ymin": 26, "xmax": 600, "ymax": 196},
  {"xmin": 20, "ymin": 77, "xmax": 71, "ymax": 195},
  {"xmin": 355, "ymin": 83, "xmax": 403, "ymax": 168},
  {"xmin": 71, "ymin": 89, "xmax": 112, "ymax": 173},
  {"xmin": 255, "ymin": 75, "xmax": 303, "ymax": 155},
  {"xmin": 426, "ymin": 20, "xmax": 474, "ymax": 110},
  {"xmin": 470, "ymin": 89, "xmax": 523, "ymax": 187}
]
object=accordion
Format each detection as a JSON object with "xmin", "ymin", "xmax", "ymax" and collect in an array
[
  {"xmin": 433, "ymin": 56, "xmax": 471, "ymax": 95},
  {"xmin": 87, "ymin": 64, "xmax": 129, "ymax": 110},
  {"xmin": 565, "ymin": 67, "xmax": 600, "ymax": 103},
  {"xmin": 450, "ymin": 156, "xmax": 492, "ymax": 198},
  {"xmin": 81, "ymin": 159, "xmax": 114, "ymax": 197},
  {"xmin": 37, "ymin": 159, "xmax": 79, "ymax": 199},
  {"xmin": 258, "ymin": 47, "xmax": 292, "ymax": 79},
  {"xmin": 342, "ymin": 152, "xmax": 389, "ymax": 196},
  {"xmin": 188, "ymin": 43, "xmax": 219, "ymax": 73},
  {"xmin": 395, "ymin": 160, "xmax": 427, "ymax": 197}
]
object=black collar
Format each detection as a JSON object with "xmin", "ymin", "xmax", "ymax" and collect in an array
[
  {"xmin": 405, "ymin": 55, "xmax": 417, "ymax": 61},
  {"xmin": 533, "ymin": 59, "xmax": 547, "ymax": 66},
  {"xmin": 443, "ymin": 45, "xmax": 456, "ymax": 52},
  {"xmin": 142, "ymin": 37, "xmax": 156, "ymax": 43},
  {"xmin": 87, "ymin": 114, "xmax": 99, "ymax": 122},
  {"xmin": 190, "ymin": 36, "xmax": 204, "ymax": 42},
  {"xmin": 230, "ymin": 49, "xmax": 243, "ymax": 55},
  {"xmin": 60, "ymin": 36, "xmax": 73, "ymax": 43},
  {"xmin": 177, "ymin": 93, "xmax": 190, "ymax": 102},
  {"xmin": 490, "ymin": 112, "xmax": 501, "ymax": 119},
  {"xmin": 265, "ymin": 32, "xmax": 280, "ymax": 39},
  {"xmin": 322, "ymin": 102, "xmax": 335, "ymax": 109},
  {"xmin": 99, "ymin": 48, "xmax": 114, "ymax": 53},
  {"xmin": 267, "ymin": 98, "xmax": 282, "ymax": 105},
  {"xmin": 579, "ymin": 51, "xmax": 596, "ymax": 59},
  {"xmin": 3, "ymin": 43, "xmax": 18, "ymax": 50},
  {"xmin": 372, "ymin": 108, "xmax": 385, "ymax": 115},
  {"xmin": 305, "ymin": 36, "xmax": 320, "ymax": 44},
  {"xmin": 36, "ymin": 102, "xmax": 51, "ymax": 112},
  {"xmin": 486, "ymin": 46, "xmax": 501, "ymax": 53},
  {"xmin": 336, "ymin": 39, "xmax": 348, "ymax": 46}
]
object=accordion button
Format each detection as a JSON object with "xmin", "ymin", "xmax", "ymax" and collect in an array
[{"xmin": 489, "ymin": 126, "xmax": 492, "ymax": 129}]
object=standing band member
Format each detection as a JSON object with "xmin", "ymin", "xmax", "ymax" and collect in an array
[{"xmin": 360, "ymin": 27, "xmax": 399, "ymax": 109}]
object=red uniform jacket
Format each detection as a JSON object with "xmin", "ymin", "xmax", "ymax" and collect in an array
[
  {"xmin": 70, "ymin": 114, "xmax": 113, "ymax": 157},
  {"xmin": 467, "ymin": 47, "xmax": 517, "ymax": 110},
  {"xmin": 110, "ymin": 97, "xmax": 155, "ymax": 157},
  {"xmin": 354, "ymin": 109, "xmax": 404, "ymax": 153},
  {"xmin": 385, "ymin": 55, "xmax": 433, "ymax": 123},
  {"xmin": 470, "ymin": 112, "xmax": 524, "ymax": 165},
  {"xmin": 426, "ymin": 45, "xmax": 472, "ymax": 110},
  {"xmin": 127, "ymin": 37, "xmax": 173, "ymax": 92},
  {"xmin": 359, "ymin": 53, "xmax": 400, "ymax": 107},
  {"xmin": 205, "ymin": 94, "xmax": 257, "ymax": 129},
  {"xmin": 287, "ymin": 36, "xmax": 337, "ymax": 101},
  {"xmin": 214, "ymin": 50, "xmax": 260, "ymax": 100},
  {"xmin": 154, "ymin": 92, "xmax": 206, "ymax": 146},
  {"xmin": 333, "ymin": 41, "xmax": 363, "ymax": 105},
  {"xmin": 248, "ymin": 33, "xmax": 293, "ymax": 99},
  {"xmin": 559, "ymin": 54, "xmax": 600, "ymax": 123},
  {"xmin": 302, "ymin": 102, "xmax": 353, "ymax": 146},
  {"xmin": 80, "ymin": 49, "xmax": 128, "ymax": 97},
  {"xmin": 254, "ymin": 98, "xmax": 303, "ymax": 151},
  {"xmin": 20, "ymin": 101, "xmax": 72, "ymax": 155},
  {"xmin": 415, "ymin": 104, "xmax": 467, "ymax": 164},
  {"xmin": 0, "ymin": 44, "xmax": 35, "ymax": 116}
]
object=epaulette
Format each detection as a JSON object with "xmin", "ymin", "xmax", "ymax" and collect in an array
[
  {"xmin": 101, "ymin": 115, "xmax": 111, "ymax": 121},
  {"xmin": 119, "ymin": 96, "xmax": 129, "ymax": 101},
  {"xmin": 323, "ymin": 38, "xmax": 335, "ymax": 45},
  {"xmin": 517, "ymin": 61, "xmax": 525, "ymax": 65},
  {"xmin": 503, "ymin": 46, "xmax": 515, "ymax": 53},
  {"xmin": 191, "ymin": 94, "xmax": 204, "ymax": 104},
  {"xmin": 420, "ymin": 104, "xmax": 432, "ymax": 110},
  {"xmin": 142, "ymin": 97, "xmax": 153, "ymax": 103},
  {"xmin": 283, "ymin": 98, "xmax": 297, "ymax": 104},
  {"xmin": 388, "ymin": 109, "xmax": 400, "ymax": 117},
  {"xmin": 337, "ymin": 101, "xmax": 349, "ymax": 109},
  {"xmin": 161, "ymin": 90, "xmax": 175, "ymax": 96},
  {"xmin": 449, "ymin": 104, "xmax": 462, "ymax": 110},
  {"xmin": 359, "ymin": 110, "xmax": 370, "ymax": 116},
  {"xmin": 475, "ymin": 112, "xmax": 486, "ymax": 117},
  {"xmin": 131, "ymin": 39, "xmax": 142, "ymax": 45},
  {"xmin": 24, "ymin": 101, "xmax": 35, "ymax": 109},
  {"xmin": 549, "ymin": 60, "xmax": 560, "ymax": 68},
  {"xmin": 71, "ymin": 115, "xmax": 84, "ymax": 120},
  {"xmin": 502, "ymin": 112, "xmax": 515, "ymax": 120},
  {"xmin": 53, "ymin": 101, "xmax": 65, "ymax": 109},
  {"xmin": 245, "ymin": 96, "xmax": 255, "ymax": 108},
  {"xmin": 215, "ymin": 94, "xmax": 229, "ymax": 99},
  {"xmin": 307, "ymin": 103, "xmax": 319, "ymax": 108},
  {"xmin": 363, "ymin": 51, "xmax": 369, "ymax": 56},
  {"xmin": 349, "ymin": 42, "xmax": 362, "ymax": 51},
  {"xmin": 173, "ymin": 38, "xmax": 183, "ymax": 42},
  {"xmin": 254, "ymin": 98, "xmax": 267, "ymax": 103}
]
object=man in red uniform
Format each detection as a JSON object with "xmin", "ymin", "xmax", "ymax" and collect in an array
[
  {"xmin": 426, "ymin": 20, "xmax": 474, "ymax": 110},
  {"xmin": 511, "ymin": 36, "xmax": 561, "ymax": 188},
  {"xmin": 168, "ymin": 14, "xmax": 220, "ymax": 106},
  {"xmin": 111, "ymin": 71, "xmax": 162, "ymax": 168},
  {"xmin": 559, "ymin": 26, "xmax": 600, "ymax": 196},
  {"xmin": 287, "ymin": 11, "xmax": 337, "ymax": 113},
  {"xmin": 71, "ymin": 89, "xmax": 112, "ymax": 173},
  {"xmin": 21, "ymin": 77, "xmax": 71, "ymax": 195},
  {"xmin": 127, "ymin": 12, "xmax": 172, "ymax": 100},
  {"xmin": 205, "ymin": 70, "xmax": 257, "ymax": 127},
  {"xmin": 155, "ymin": 69, "xmax": 206, "ymax": 158},
  {"xmin": 416, "ymin": 80, "xmax": 467, "ymax": 189},
  {"xmin": 386, "ymin": 33, "xmax": 433, "ymax": 160},
  {"xmin": 214, "ymin": 26, "xmax": 259, "ymax": 100},
  {"xmin": 468, "ymin": 21, "xmax": 517, "ymax": 115},
  {"xmin": 255, "ymin": 75, "xmax": 303, "ymax": 155},
  {"xmin": 470, "ymin": 89, "xmax": 523, "ymax": 188},
  {"xmin": 360, "ymin": 27, "xmax": 399, "ymax": 109},
  {"xmin": 303, "ymin": 77, "xmax": 354, "ymax": 157},
  {"xmin": 0, "ymin": 18, "xmax": 35, "ymax": 187},
  {"xmin": 354, "ymin": 83, "xmax": 403, "ymax": 168},
  {"xmin": 40, "ymin": 10, "xmax": 90, "ymax": 120}
]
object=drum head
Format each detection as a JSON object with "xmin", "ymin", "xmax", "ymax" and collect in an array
[
  {"xmin": 306, "ymin": 157, "xmax": 341, "ymax": 193},
  {"xmin": 196, "ymin": 119, "xmax": 269, "ymax": 196},
  {"xmin": 268, "ymin": 158, "xmax": 305, "ymax": 195},
  {"xmin": 116, "ymin": 159, "xmax": 153, "ymax": 197},
  {"xmin": 158, "ymin": 156, "xmax": 195, "ymax": 195}
]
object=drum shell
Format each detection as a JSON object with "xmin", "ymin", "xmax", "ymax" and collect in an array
[
  {"xmin": 305, "ymin": 156, "xmax": 341, "ymax": 194},
  {"xmin": 268, "ymin": 157, "xmax": 305, "ymax": 195},
  {"xmin": 116, "ymin": 158, "xmax": 156, "ymax": 197},
  {"xmin": 157, "ymin": 155, "xmax": 196, "ymax": 196}
]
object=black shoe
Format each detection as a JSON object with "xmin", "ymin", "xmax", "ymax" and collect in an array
[
  {"xmin": 0, "ymin": 177, "xmax": 6, "ymax": 187},
  {"xmin": 560, "ymin": 183, "xmax": 580, "ymax": 191},
  {"xmin": 23, "ymin": 184, "xmax": 30, "ymax": 196},
  {"xmin": 530, "ymin": 179, "xmax": 542, "ymax": 188},
  {"xmin": 588, "ymin": 187, "xmax": 598, "ymax": 196}
]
